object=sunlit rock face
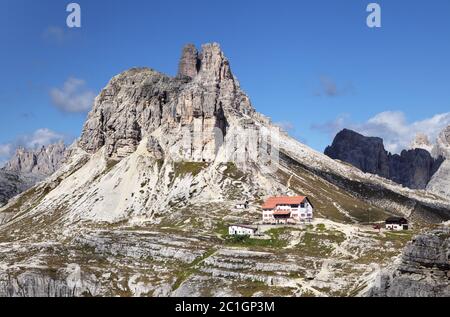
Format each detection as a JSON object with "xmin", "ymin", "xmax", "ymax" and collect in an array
[
  {"xmin": 78, "ymin": 43, "xmax": 254, "ymax": 162},
  {"xmin": 428, "ymin": 126, "xmax": 450, "ymax": 199}
]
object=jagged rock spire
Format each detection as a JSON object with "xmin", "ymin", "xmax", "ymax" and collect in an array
[
  {"xmin": 177, "ymin": 44, "xmax": 200, "ymax": 79},
  {"xmin": 177, "ymin": 43, "xmax": 234, "ymax": 84},
  {"xmin": 196, "ymin": 43, "xmax": 234, "ymax": 84}
]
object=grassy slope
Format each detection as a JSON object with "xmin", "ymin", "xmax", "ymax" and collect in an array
[{"xmin": 276, "ymin": 154, "xmax": 390, "ymax": 224}]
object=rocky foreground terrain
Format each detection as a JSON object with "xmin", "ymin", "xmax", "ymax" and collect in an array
[
  {"xmin": 370, "ymin": 228, "xmax": 449, "ymax": 297},
  {"xmin": 0, "ymin": 43, "xmax": 449, "ymax": 297}
]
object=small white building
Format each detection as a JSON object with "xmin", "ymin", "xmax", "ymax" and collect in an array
[
  {"xmin": 262, "ymin": 196, "xmax": 314, "ymax": 224},
  {"xmin": 228, "ymin": 224, "xmax": 258, "ymax": 236},
  {"xmin": 385, "ymin": 217, "xmax": 409, "ymax": 231},
  {"xmin": 235, "ymin": 201, "xmax": 249, "ymax": 209}
]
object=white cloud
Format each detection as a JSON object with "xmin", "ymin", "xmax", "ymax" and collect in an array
[
  {"xmin": 50, "ymin": 78, "xmax": 96, "ymax": 113},
  {"xmin": 313, "ymin": 111, "xmax": 450, "ymax": 154},
  {"xmin": 20, "ymin": 128, "xmax": 65, "ymax": 149}
]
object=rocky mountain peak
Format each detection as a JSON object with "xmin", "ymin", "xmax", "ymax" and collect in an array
[
  {"xmin": 196, "ymin": 43, "xmax": 234, "ymax": 84},
  {"xmin": 78, "ymin": 43, "xmax": 254, "ymax": 161},
  {"xmin": 177, "ymin": 43, "xmax": 234, "ymax": 84},
  {"xmin": 324, "ymin": 129, "xmax": 389, "ymax": 177},
  {"xmin": 410, "ymin": 132, "xmax": 433, "ymax": 153}
]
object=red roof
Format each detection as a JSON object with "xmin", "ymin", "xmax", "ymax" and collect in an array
[
  {"xmin": 262, "ymin": 196, "xmax": 307, "ymax": 209},
  {"xmin": 273, "ymin": 210, "xmax": 291, "ymax": 216}
]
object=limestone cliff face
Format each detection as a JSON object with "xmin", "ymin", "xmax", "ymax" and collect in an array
[
  {"xmin": 325, "ymin": 129, "xmax": 443, "ymax": 189},
  {"xmin": 427, "ymin": 126, "xmax": 450, "ymax": 199},
  {"xmin": 389, "ymin": 149, "xmax": 443, "ymax": 189},
  {"xmin": 369, "ymin": 228, "xmax": 450, "ymax": 297},
  {"xmin": 79, "ymin": 43, "xmax": 254, "ymax": 162},
  {"xmin": 433, "ymin": 126, "xmax": 450, "ymax": 159}
]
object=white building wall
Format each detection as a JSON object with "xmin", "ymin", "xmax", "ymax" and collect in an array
[
  {"xmin": 386, "ymin": 224, "xmax": 405, "ymax": 231},
  {"xmin": 262, "ymin": 200, "xmax": 314, "ymax": 224},
  {"xmin": 229, "ymin": 226, "xmax": 256, "ymax": 236}
]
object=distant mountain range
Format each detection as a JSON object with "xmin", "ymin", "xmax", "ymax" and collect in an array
[
  {"xmin": 0, "ymin": 142, "xmax": 66, "ymax": 206},
  {"xmin": 324, "ymin": 129, "xmax": 447, "ymax": 190}
]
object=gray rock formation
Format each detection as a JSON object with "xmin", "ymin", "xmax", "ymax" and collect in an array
[
  {"xmin": 0, "ymin": 142, "xmax": 67, "ymax": 206},
  {"xmin": 177, "ymin": 43, "xmax": 200, "ymax": 79},
  {"xmin": 325, "ymin": 129, "xmax": 390, "ymax": 178},
  {"xmin": 427, "ymin": 126, "xmax": 450, "ymax": 199},
  {"xmin": 432, "ymin": 126, "xmax": 450, "ymax": 159},
  {"xmin": 369, "ymin": 228, "xmax": 450, "ymax": 297},
  {"xmin": 389, "ymin": 149, "xmax": 444, "ymax": 189},
  {"xmin": 0, "ymin": 271, "xmax": 96, "ymax": 297},
  {"xmin": 325, "ymin": 129, "xmax": 444, "ymax": 189}
]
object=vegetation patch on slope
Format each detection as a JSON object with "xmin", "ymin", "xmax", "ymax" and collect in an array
[{"xmin": 173, "ymin": 162, "xmax": 209, "ymax": 178}]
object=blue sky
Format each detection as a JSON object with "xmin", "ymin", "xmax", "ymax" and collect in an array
[{"xmin": 1, "ymin": 0, "xmax": 450, "ymax": 163}]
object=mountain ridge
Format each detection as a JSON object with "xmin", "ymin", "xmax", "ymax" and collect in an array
[
  {"xmin": 324, "ymin": 128, "xmax": 445, "ymax": 190},
  {"xmin": 0, "ymin": 141, "xmax": 66, "ymax": 206}
]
